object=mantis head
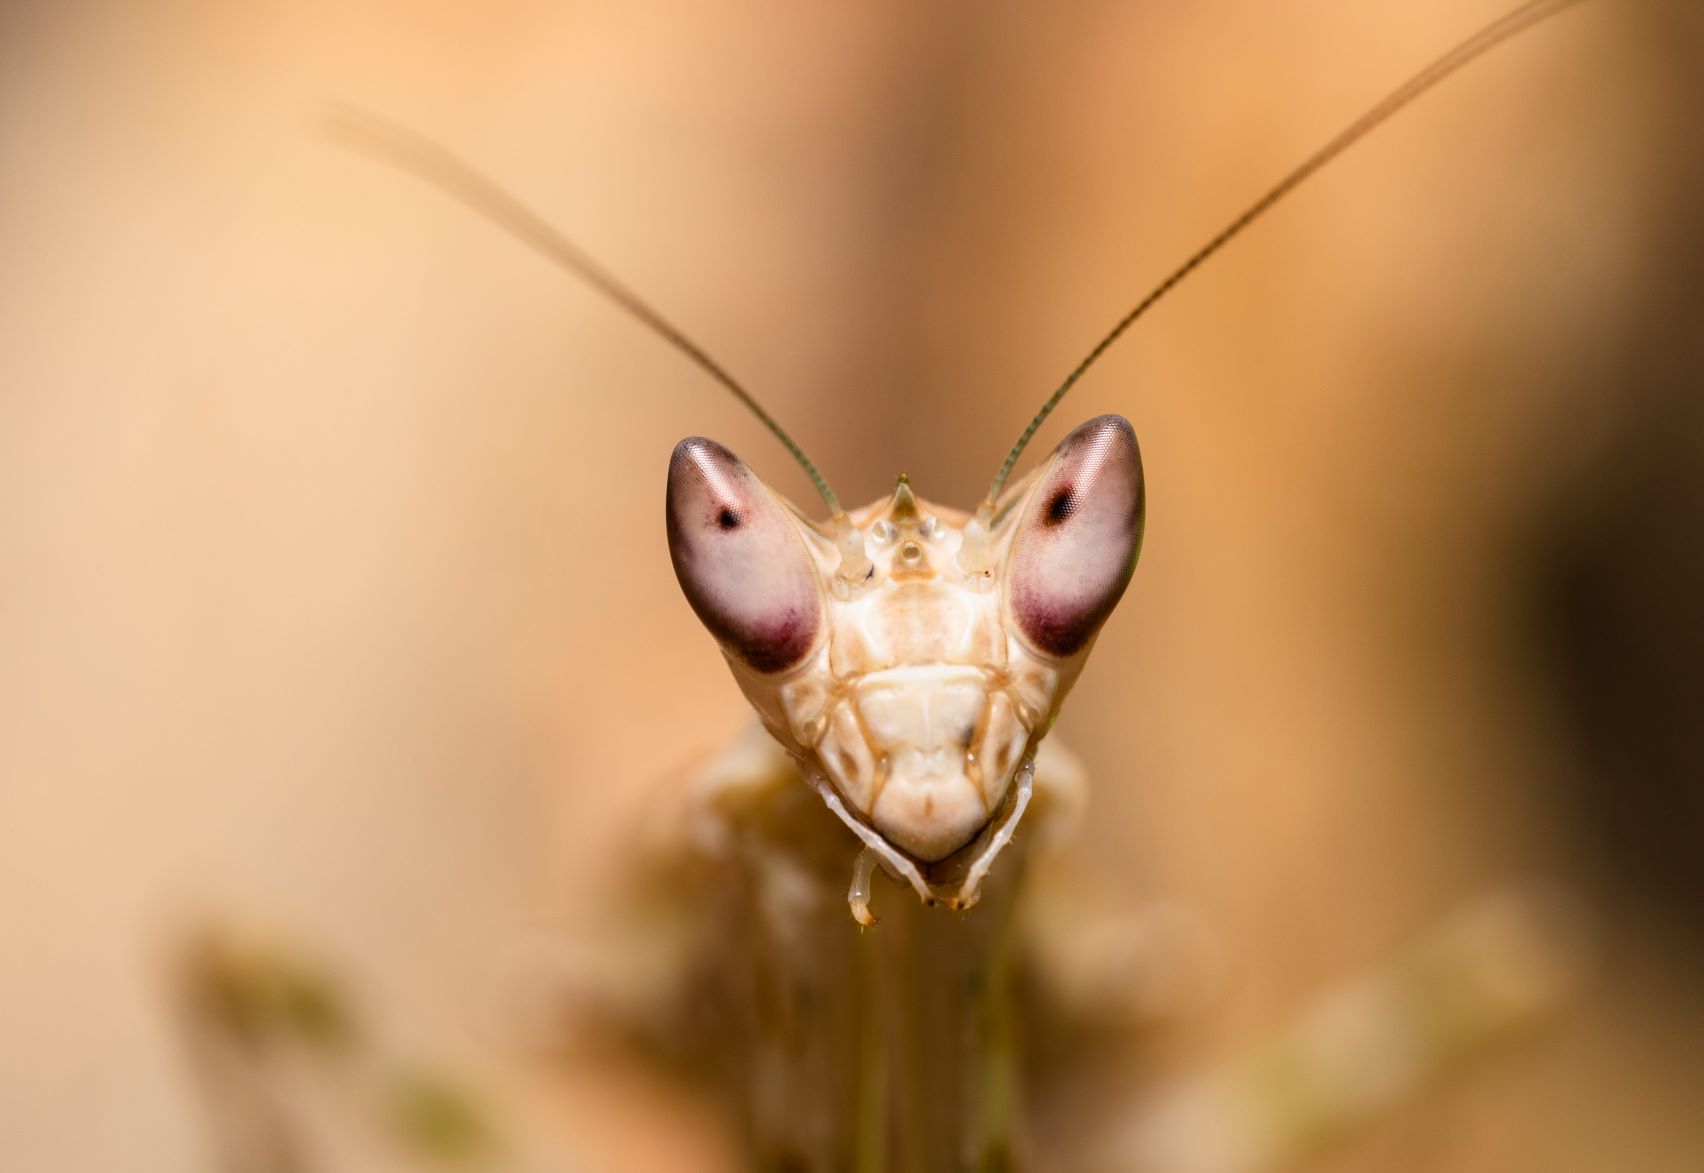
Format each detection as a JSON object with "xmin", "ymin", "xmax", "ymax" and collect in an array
[{"xmin": 666, "ymin": 415, "xmax": 1143, "ymax": 908}]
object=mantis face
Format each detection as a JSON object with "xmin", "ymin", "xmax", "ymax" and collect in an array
[
  {"xmin": 667, "ymin": 415, "xmax": 1143, "ymax": 893},
  {"xmin": 331, "ymin": 0, "xmax": 1570, "ymax": 916}
]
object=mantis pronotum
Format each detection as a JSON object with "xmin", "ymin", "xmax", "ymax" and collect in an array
[{"xmin": 189, "ymin": 2, "xmax": 1605, "ymax": 1170}]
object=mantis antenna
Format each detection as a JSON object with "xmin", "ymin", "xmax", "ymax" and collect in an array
[
  {"xmin": 323, "ymin": 106, "xmax": 845, "ymax": 520},
  {"xmin": 983, "ymin": 0, "xmax": 1589, "ymax": 507}
]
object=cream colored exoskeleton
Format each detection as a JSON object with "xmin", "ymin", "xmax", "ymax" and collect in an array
[
  {"xmin": 325, "ymin": 0, "xmax": 1571, "ymax": 922},
  {"xmin": 666, "ymin": 417, "xmax": 1142, "ymax": 923},
  {"xmin": 319, "ymin": 7, "xmax": 1594, "ymax": 1166}
]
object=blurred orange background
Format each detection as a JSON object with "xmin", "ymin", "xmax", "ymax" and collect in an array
[{"xmin": 2, "ymin": 0, "xmax": 1701, "ymax": 1169}]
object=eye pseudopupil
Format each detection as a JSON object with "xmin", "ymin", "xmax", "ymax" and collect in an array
[
  {"xmin": 1044, "ymin": 487, "xmax": 1076, "ymax": 526},
  {"xmin": 717, "ymin": 507, "xmax": 741, "ymax": 530}
]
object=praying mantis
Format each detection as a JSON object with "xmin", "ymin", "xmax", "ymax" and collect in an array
[{"xmin": 182, "ymin": 1, "xmax": 1622, "ymax": 1170}]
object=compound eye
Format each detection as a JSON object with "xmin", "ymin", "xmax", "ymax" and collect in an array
[
  {"xmin": 1007, "ymin": 415, "xmax": 1145, "ymax": 658},
  {"xmin": 666, "ymin": 437, "xmax": 822, "ymax": 673}
]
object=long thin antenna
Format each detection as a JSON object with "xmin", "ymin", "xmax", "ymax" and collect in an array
[
  {"xmin": 323, "ymin": 107, "xmax": 843, "ymax": 517},
  {"xmin": 985, "ymin": 0, "xmax": 1587, "ymax": 505}
]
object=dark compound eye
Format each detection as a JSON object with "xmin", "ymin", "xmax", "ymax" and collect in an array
[
  {"xmin": 1006, "ymin": 415, "xmax": 1145, "ymax": 659},
  {"xmin": 666, "ymin": 437, "xmax": 823, "ymax": 673}
]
